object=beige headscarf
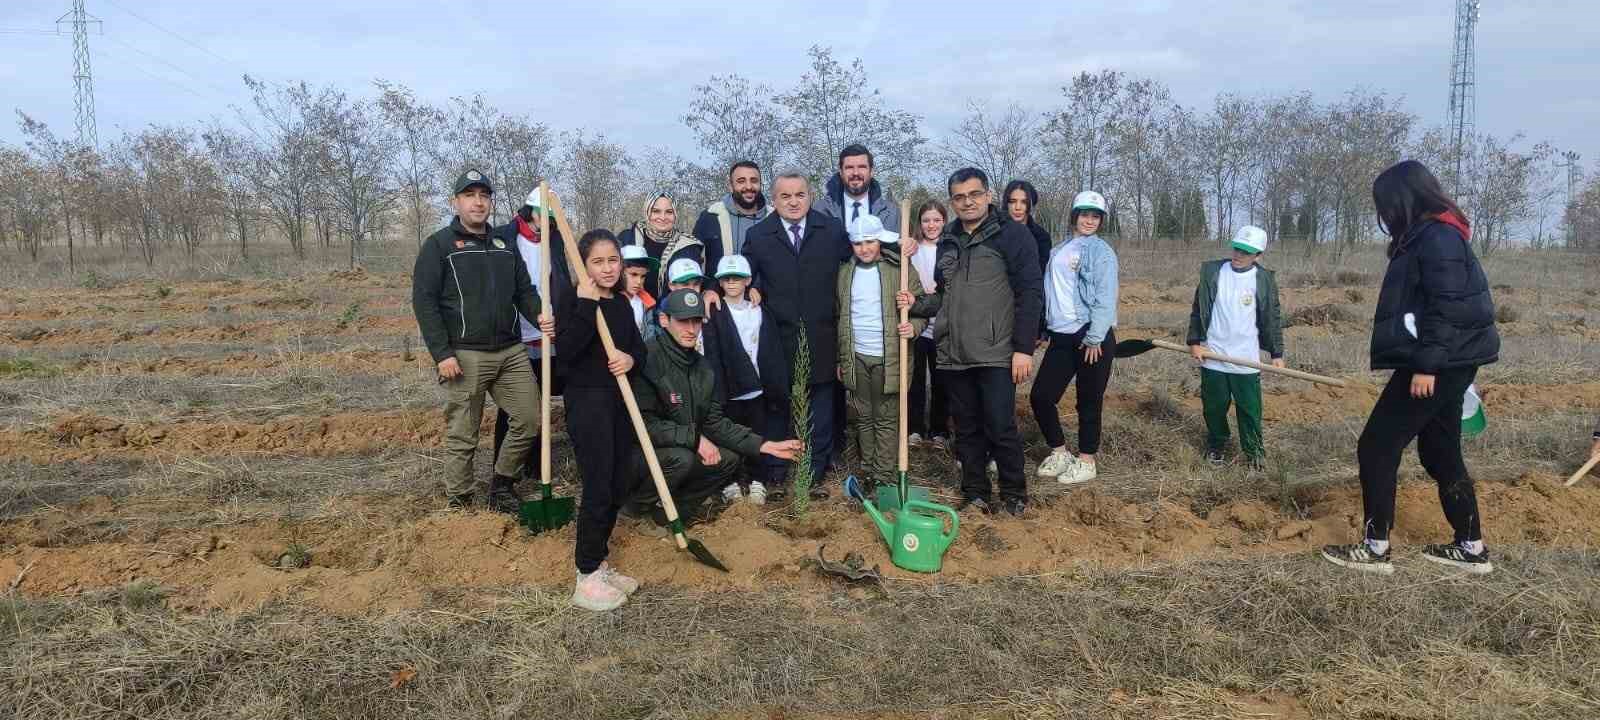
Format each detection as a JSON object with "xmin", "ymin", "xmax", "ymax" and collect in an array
[{"xmin": 634, "ymin": 192, "xmax": 703, "ymax": 288}]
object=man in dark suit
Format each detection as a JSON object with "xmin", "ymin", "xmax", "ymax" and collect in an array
[{"xmin": 740, "ymin": 172, "xmax": 851, "ymax": 499}]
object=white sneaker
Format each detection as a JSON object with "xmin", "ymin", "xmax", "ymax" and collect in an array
[
  {"xmin": 572, "ymin": 569, "xmax": 628, "ymax": 611},
  {"xmin": 1058, "ymin": 458, "xmax": 1098, "ymax": 485},
  {"xmin": 598, "ymin": 562, "xmax": 640, "ymax": 595},
  {"xmin": 747, "ymin": 481, "xmax": 768, "ymax": 505},
  {"xmin": 987, "ymin": 460, "xmax": 998, "ymax": 477},
  {"xmin": 721, "ymin": 483, "xmax": 743, "ymax": 504},
  {"xmin": 1036, "ymin": 450, "xmax": 1076, "ymax": 478},
  {"xmin": 908, "ymin": 433, "xmax": 925, "ymax": 446}
]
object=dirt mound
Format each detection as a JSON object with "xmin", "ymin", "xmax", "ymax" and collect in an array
[
  {"xmin": 4, "ymin": 475, "xmax": 1597, "ymax": 616},
  {"xmin": 1284, "ymin": 303, "xmax": 1359, "ymax": 328}
]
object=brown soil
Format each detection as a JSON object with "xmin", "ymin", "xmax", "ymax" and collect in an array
[
  {"xmin": 3, "ymin": 474, "xmax": 1594, "ymax": 616},
  {"xmin": 68, "ymin": 348, "xmax": 433, "ymax": 377}
]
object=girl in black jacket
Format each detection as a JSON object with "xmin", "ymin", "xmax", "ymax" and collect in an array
[
  {"xmin": 558, "ymin": 229, "xmax": 648, "ymax": 611},
  {"xmin": 1322, "ymin": 160, "xmax": 1500, "ymax": 576}
]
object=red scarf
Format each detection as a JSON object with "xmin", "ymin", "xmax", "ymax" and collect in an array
[
  {"xmin": 1431, "ymin": 210, "xmax": 1471, "ymax": 241},
  {"xmin": 514, "ymin": 215, "xmax": 540, "ymax": 243}
]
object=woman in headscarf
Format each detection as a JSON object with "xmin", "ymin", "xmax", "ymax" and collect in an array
[{"xmin": 617, "ymin": 192, "xmax": 705, "ymax": 300}]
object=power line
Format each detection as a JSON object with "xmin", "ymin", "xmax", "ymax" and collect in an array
[
  {"xmin": 100, "ymin": 34, "xmax": 236, "ymax": 98},
  {"xmin": 0, "ymin": 28, "xmax": 66, "ymax": 36},
  {"xmin": 100, "ymin": 0, "xmax": 253, "ymax": 77},
  {"xmin": 92, "ymin": 46, "xmax": 213, "ymax": 102}
]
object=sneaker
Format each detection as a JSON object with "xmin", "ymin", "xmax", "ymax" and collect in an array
[
  {"xmin": 571, "ymin": 569, "xmax": 628, "ymax": 611},
  {"xmin": 1320, "ymin": 543, "xmax": 1395, "ymax": 575},
  {"xmin": 633, "ymin": 516, "xmax": 672, "ymax": 539},
  {"xmin": 1000, "ymin": 498, "xmax": 1027, "ymax": 517},
  {"xmin": 446, "ymin": 492, "xmax": 473, "ymax": 510},
  {"xmin": 1058, "ymin": 458, "xmax": 1098, "ymax": 485},
  {"xmin": 987, "ymin": 460, "xmax": 998, "ymax": 477},
  {"xmin": 1204, "ymin": 449, "xmax": 1227, "ymax": 466},
  {"xmin": 930, "ymin": 435, "xmax": 949, "ymax": 450},
  {"xmin": 721, "ymin": 483, "xmax": 743, "ymax": 504},
  {"xmin": 767, "ymin": 484, "xmax": 789, "ymax": 502},
  {"xmin": 808, "ymin": 483, "xmax": 831, "ymax": 500},
  {"xmin": 908, "ymin": 433, "xmax": 925, "ymax": 447},
  {"xmin": 747, "ymin": 481, "xmax": 768, "ymax": 506},
  {"xmin": 957, "ymin": 497, "xmax": 992, "ymax": 515},
  {"xmin": 1036, "ymin": 450, "xmax": 1076, "ymax": 478},
  {"xmin": 1421, "ymin": 543, "xmax": 1494, "ymax": 574},
  {"xmin": 488, "ymin": 475, "xmax": 524, "ymax": 514},
  {"xmin": 597, "ymin": 562, "xmax": 640, "ymax": 595}
]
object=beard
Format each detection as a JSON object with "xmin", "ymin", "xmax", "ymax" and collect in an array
[
  {"xmin": 733, "ymin": 190, "xmax": 760, "ymax": 210},
  {"xmin": 844, "ymin": 178, "xmax": 869, "ymax": 196}
]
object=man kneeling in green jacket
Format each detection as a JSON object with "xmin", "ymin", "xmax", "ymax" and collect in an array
[{"xmin": 632, "ymin": 290, "xmax": 801, "ymax": 533}]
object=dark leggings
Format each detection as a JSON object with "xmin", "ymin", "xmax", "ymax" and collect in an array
[
  {"xmin": 567, "ymin": 385, "xmax": 639, "ymax": 574},
  {"xmin": 1357, "ymin": 366, "xmax": 1482, "ymax": 544},
  {"xmin": 908, "ymin": 336, "xmax": 949, "ymax": 437},
  {"xmin": 1029, "ymin": 327, "xmax": 1116, "ymax": 454}
]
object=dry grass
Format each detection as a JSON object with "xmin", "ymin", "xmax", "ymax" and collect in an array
[{"xmin": 2, "ymin": 549, "xmax": 1598, "ymax": 719}]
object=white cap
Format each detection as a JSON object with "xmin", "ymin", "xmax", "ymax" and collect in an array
[
  {"xmin": 1231, "ymin": 225, "xmax": 1268, "ymax": 254},
  {"xmin": 1071, "ymin": 191, "xmax": 1108, "ymax": 215},
  {"xmin": 715, "ymin": 255, "xmax": 752, "ymax": 279},
  {"xmin": 849, "ymin": 214, "xmax": 898, "ymax": 244},
  {"xmin": 523, "ymin": 186, "xmax": 554, "ymax": 217},
  {"xmin": 667, "ymin": 258, "xmax": 706, "ymax": 284}
]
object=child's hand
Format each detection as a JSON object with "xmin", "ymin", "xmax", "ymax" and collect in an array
[
  {"xmin": 1189, "ymin": 344, "xmax": 1206, "ymax": 363},
  {"xmin": 606, "ymin": 349, "xmax": 633, "ymax": 376},
  {"xmin": 701, "ymin": 289, "xmax": 721, "ymax": 313},
  {"xmin": 895, "ymin": 290, "xmax": 914, "ymax": 310},
  {"xmin": 1082, "ymin": 343, "xmax": 1102, "ymax": 364},
  {"xmin": 748, "ymin": 288, "xmax": 763, "ymax": 306},
  {"xmin": 897, "ymin": 322, "xmax": 914, "ymax": 338},
  {"xmin": 576, "ymin": 276, "xmax": 600, "ymax": 301},
  {"xmin": 1271, "ymin": 357, "xmax": 1285, "ymax": 369},
  {"xmin": 538, "ymin": 314, "xmax": 555, "ymax": 337}
]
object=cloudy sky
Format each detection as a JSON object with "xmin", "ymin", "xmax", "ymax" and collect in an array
[{"xmin": 2, "ymin": 0, "xmax": 1595, "ymax": 172}]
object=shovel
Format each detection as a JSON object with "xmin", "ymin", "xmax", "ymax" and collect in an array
[
  {"xmin": 547, "ymin": 191, "xmax": 728, "ymax": 572},
  {"xmin": 875, "ymin": 200, "xmax": 932, "ymax": 512},
  {"xmin": 518, "ymin": 182, "xmax": 575, "ymax": 534},
  {"xmin": 1114, "ymin": 338, "xmax": 1346, "ymax": 387},
  {"xmin": 1565, "ymin": 455, "xmax": 1600, "ymax": 487}
]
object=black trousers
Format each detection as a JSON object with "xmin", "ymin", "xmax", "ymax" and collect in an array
[
  {"xmin": 1357, "ymin": 366, "xmax": 1482, "ymax": 544},
  {"xmin": 809, "ymin": 381, "xmax": 839, "ymax": 485},
  {"xmin": 1030, "ymin": 327, "xmax": 1116, "ymax": 454},
  {"xmin": 567, "ymin": 385, "xmax": 639, "ymax": 574},
  {"xmin": 909, "ymin": 336, "xmax": 950, "ymax": 438},
  {"xmin": 946, "ymin": 366, "xmax": 1027, "ymax": 503},
  {"xmin": 724, "ymin": 394, "xmax": 788, "ymax": 485}
]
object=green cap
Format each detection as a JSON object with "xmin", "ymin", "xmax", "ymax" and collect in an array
[
  {"xmin": 660, "ymin": 288, "xmax": 706, "ymax": 320},
  {"xmin": 452, "ymin": 169, "xmax": 494, "ymax": 195}
]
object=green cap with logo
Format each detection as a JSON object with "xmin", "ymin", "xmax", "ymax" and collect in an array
[
  {"xmin": 660, "ymin": 288, "xmax": 706, "ymax": 320},
  {"xmin": 452, "ymin": 169, "xmax": 495, "ymax": 196}
]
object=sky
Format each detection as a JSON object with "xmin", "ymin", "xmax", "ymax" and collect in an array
[{"xmin": 2, "ymin": 0, "xmax": 1596, "ymax": 177}]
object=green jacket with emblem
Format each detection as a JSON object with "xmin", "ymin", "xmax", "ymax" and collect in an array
[
  {"xmin": 835, "ymin": 255, "xmax": 936, "ymax": 394},
  {"xmin": 635, "ymin": 332, "xmax": 765, "ymax": 458},
  {"xmin": 411, "ymin": 216, "xmax": 541, "ymax": 363},
  {"xmin": 1185, "ymin": 259, "xmax": 1284, "ymax": 359}
]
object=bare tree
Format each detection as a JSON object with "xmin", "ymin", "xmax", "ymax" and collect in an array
[
  {"xmin": 1044, "ymin": 70, "xmax": 1124, "ymax": 193},
  {"xmin": 774, "ymin": 46, "xmax": 925, "ymax": 182},
  {"xmin": 682, "ymin": 74, "xmax": 784, "ymax": 185},
  {"xmin": 0, "ymin": 146, "xmax": 54, "ymax": 262},
  {"xmin": 240, "ymin": 76, "xmax": 325, "ymax": 259},
  {"xmin": 1197, "ymin": 94, "xmax": 1256, "ymax": 244},
  {"xmin": 311, "ymin": 88, "xmax": 398, "ymax": 268},
  {"xmin": 1110, "ymin": 79, "xmax": 1172, "ymax": 242},
  {"xmin": 562, "ymin": 132, "xmax": 633, "ymax": 232},
  {"xmin": 16, "ymin": 113, "xmax": 84, "ymax": 272},
  {"xmin": 941, "ymin": 101, "xmax": 1043, "ymax": 191},
  {"xmin": 375, "ymin": 80, "xmax": 444, "ymax": 247},
  {"xmin": 202, "ymin": 125, "xmax": 259, "ymax": 259},
  {"xmin": 438, "ymin": 95, "xmax": 553, "ymax": 221}
]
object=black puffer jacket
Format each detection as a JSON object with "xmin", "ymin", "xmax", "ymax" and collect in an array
[
  {"xmin": 703, "ymin": 300, "xmax": 788, "ymax": 402},
  {"xmin": 1369, "ymin": 219, "xmax": 1499, "ymax": 372},
  {"xmin": 411, "ymin": 217, "xmax": 540, "ymax": 363}
]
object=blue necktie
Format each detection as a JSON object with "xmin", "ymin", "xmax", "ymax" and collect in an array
[
  {"xmin": 851, "ymin": 200, "xmax": 861, "ymax": 222},
  {"xmin": 789, "ymin": 223, "xmax": 802, "ymax": 248}
]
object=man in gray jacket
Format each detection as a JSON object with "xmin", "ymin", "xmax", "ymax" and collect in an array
[
  {"xmin": 913, "ymin": 167, "xmax": 1043, "ymax": 517},
  {"xmin": 817, "ymin": 144, "xmax": 901, "ymax": 240},
  {"xmin": 696, "ymin": 160, "xmax": 771, "ymax": 273}
]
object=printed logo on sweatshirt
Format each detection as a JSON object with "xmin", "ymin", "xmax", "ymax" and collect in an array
[
  {"xmin": 1240, "ymin": 291, "xmax": 1254, "ymax": 307},
  {"xmin": 492, "ymin": 238, "xmax": 506, "ymax": 249}
]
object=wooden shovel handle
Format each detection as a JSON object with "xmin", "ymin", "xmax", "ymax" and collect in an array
[
  {"xmin": 1566, "ymin": 455, "xmax": 1600, "ymax": 488},
  {"xmin": 898, "ymin": 200, "xmax": 911, "ymax": 474},
  {"xmin": 1149, "ymin": 339, "xmax": 1346, "ymax": 387},
  {"xmin": 547, "ymin": 191, "xmax": 689, "ymax": 550},
  {"xmin": 538, "ymin": 182, "xmax": 553, "ymax": 491}
]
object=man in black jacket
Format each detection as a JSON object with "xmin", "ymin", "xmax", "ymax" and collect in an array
[
  {"xmin": 742, "ymin": 172, "xmax": 852, "ymax": 498},
  {"xmin": 412, "ymin": 170, "xmax": 551, "ymax": 511}
]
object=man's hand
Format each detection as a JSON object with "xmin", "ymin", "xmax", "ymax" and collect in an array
[
  {"xmin": 748, "ymin": 287, "xmax": 762, "ymax": 305},
  {"xmin": 1082, "ymin": 343, "xmax": 1102, "ymax": 364},
  {"xmin": 897, "ymin": 322, "xmax": 914, "ymax": 338},
  {"xmin": 1410, "ymin": 372, "xmax": 1436, "ymax": 399},
  {"xmin": 437, "ymin": 357, "xmax": 462, "ymax": 381},
  {"xmin": 538, "ymin": 313, "xmax": 555, "ymax": 337},
  {"xmin": 836, "ymin": 366, "xmax": 844, "ymax": 381},
  {"xmin": 606, "ymin": 349, "xmax": 633, "ymax": 377},
  {"xmin": 1011, "ymin": 352, "xmax": 1034, "ymax": 384},
  {"xmin": 1189, "ymin": 344, "xmax": 1207, "ymax": 363},
  {"xmin": 697, "ymin": 435, "xmax": 722, "ymax": 466},
  {"xmin": 575, "ymin": 276, "xmax": 600, "ymax": 301},
  {"xmin": 895, "ymin": 290, "xmax": 915, "ymax": 311},
  {"xmin": 760, "ymin": 439, "xmax": 803, "ymax": 460},
  {"xmin": 702, "ymin": 289, "xmax": 721, "ymax": 313},
  {"xmin": 1271, "ymin": 357, "xmax": 1285, "ymax": 369}
]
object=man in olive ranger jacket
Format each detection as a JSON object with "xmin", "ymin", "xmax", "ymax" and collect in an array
[
  {"xmin": 631, "ymin": 290, "xmax": 800, "ymax": 530},
  {"xmin": 412, "ymin": 169, "xmax": 551, "ymax": 511}
]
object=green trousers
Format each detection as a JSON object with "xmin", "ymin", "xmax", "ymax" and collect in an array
[
  {"xmin": 441, "ymin": 345, "xmax": 539, "ymax": 497},
  {"xmin": 1200, "ymin": 368, "xmax": 1264, "ymax": 460},
  {"xmin": 849, "ymin": 353, "xmax": 899, "ymax": 484}
]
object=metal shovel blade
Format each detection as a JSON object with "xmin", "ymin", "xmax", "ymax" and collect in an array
[
  {"xmin": 518, "ymin": 483, "xmax": 575, "ymax": 534},
  {"xmin": 685, "ymin": 536, "xmax": 730, "ymax": 572},
  {"xmin": 874, "ymin": 484, "xmax": 930, "ymax": 512},
  {"xmin": 1113, "ymin": 338, "xmax": 1158, "ymax": 359}
]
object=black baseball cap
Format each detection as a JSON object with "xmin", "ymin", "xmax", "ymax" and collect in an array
[
  {"xmin": 660, "ymin": 289, "xmax": 706, "ymax": 320},
  {"xmin": 452, "ymin": 169, "xmax": 494, "ymax": 195}
]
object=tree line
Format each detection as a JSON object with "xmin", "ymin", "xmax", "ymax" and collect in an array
[{"xmin": 1, "ymin": 45, "xmax": 1593, "ymax": 274}]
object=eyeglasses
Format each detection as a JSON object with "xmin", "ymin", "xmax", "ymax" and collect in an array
[{"xmin": 949, "ymin": 189, "xmax": 989, "ymax": 206}]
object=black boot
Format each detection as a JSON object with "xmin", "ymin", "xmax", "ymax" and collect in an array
[{"xmin": 488, "ymin": 475, "xmax": 524, "ymax": 514}]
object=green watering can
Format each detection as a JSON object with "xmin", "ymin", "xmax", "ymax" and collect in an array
[{"xmin": 846, "ymin": 476, "xmax": 959, "ymax": 573}]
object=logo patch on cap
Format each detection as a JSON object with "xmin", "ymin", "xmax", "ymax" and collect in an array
[
  {"xmin": 684, "ymin": 293, "xmax": 699, "ymax": 307},
  {"xmin": 466, "ymin": 170, "xmax": 481, "ymax": 181}
]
